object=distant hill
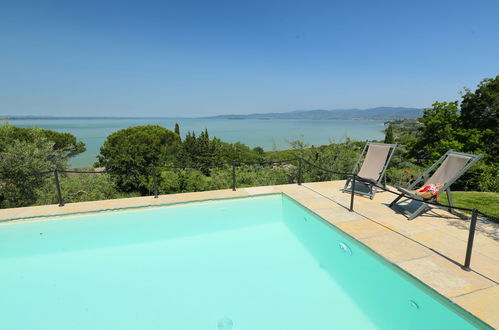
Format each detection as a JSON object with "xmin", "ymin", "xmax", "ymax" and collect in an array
[
  {"xmin": 2, "ymin": 106, "xmax": 424, "ymax": 121},
  {"xmin": 206, "ymin": 107, "xmax": 423, "ymax": 120}
]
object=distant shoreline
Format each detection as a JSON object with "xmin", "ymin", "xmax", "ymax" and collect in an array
[
  {"xmin": 1, "ymin": 116, "xmax": 192, "ymax": 120},
  {"xmin": 2, "ymin": 117, "xmax": 409, "ymax": 122},
  {"xmin": 1, "ymin": 106, "xmax": 423, "ymax": 121},
  {"xmin": 4, "ymin": 116, "xmax": 397, "ymax": 122}
]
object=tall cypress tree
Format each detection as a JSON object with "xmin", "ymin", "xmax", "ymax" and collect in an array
[
  {"xmin": 174, "ymin": 123, "xmax": 180, "ymax": 137},
  {"xmin": 384, "ymin": 124, "xmax": 395, "ymax": 144}
]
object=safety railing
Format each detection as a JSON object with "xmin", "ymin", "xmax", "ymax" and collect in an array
[{"xmin": 1, "ymin": 157, "xmax": 497, "ymax": 272}]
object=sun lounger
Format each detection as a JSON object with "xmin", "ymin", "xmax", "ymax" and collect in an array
[
  {"xmin": 342, "ymin": 142, "xmax": 397, "ymax": 199},
  {"xmin": 389, "ymin": 150, "xmax": 482, "ymax": 220}
]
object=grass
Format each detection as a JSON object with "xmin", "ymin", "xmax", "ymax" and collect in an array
[{"xmin": 439, "ymin": 191, "xmax": 499, "ymax": 219}]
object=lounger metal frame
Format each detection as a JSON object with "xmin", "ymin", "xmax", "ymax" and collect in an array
[
  {"xmin": 342, "ymin": 142, "xmax": 397, "ymax": 199},
  {"xmin": 389, "ymin": 150, "xmax": 482, "ymax": 220}
]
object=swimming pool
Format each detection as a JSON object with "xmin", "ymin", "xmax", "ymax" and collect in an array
[{"xmin": 0, "ymin": 195, "xmax": 490, "ymax": 329}]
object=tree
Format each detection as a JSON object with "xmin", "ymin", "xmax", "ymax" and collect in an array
[
  {"xmin": 0, "ymin": 122, "xmax": 85, "ymax": 161},
  {"xmin": 460, "ymin": 76, "xmax": 498, "ymax": 131},
  {"xmin": 40, "ymin": 129, "xmax": 86, "ymax": 159},
  {"xmin": 407, "ymin": 80, "xmax": 498, "ymax": 191},
  {"xmin": 96, "ymin": 125, "xmax": 180, "ymax": 193},
  {"xmin": 175, "ymin": 129, "xmax": 264, "ymax": 174},
  {"xmin": 177, "ymin": 129, "xmax": 220, "ymax": 174},
  {"xmin": 0, "ymin": 124, "xmax": 67, "ymax": 207},
  {"xmin": 460, "ymin": 76, "xmax": 498, "ymax": 161},
  {"xmin": 174, "ymin": 123, "xmax": 180, "ymax": 138},
  {"xmin": 384, "ymin": 124, "xmax": 395, "ymax": 144},
  {"xmin": 411, "ymin": 101, "xmax": 463, "ymax": 162}
]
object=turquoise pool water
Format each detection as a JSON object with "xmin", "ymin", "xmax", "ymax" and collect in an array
[{"xmin": 0, "ymin": 195, "xmax": 489, "ymax": 329}]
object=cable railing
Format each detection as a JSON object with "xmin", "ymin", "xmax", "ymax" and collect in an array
[{"xmin": 1, "ymin": 157, "xmax": 497, "ymax": 272}]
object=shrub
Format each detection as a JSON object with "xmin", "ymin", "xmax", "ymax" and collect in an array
[{"xmin": 35, "ymin": 173, "xmax": 140, "ymax": 205}]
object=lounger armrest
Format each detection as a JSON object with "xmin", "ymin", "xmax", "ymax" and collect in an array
[
  {"xmin": 394, "ymin": 186, "xmax": 424, "ymax": 201},
  {"xmin": 394, "ymin": 185, "xmax": 405, "ymax": 192}
]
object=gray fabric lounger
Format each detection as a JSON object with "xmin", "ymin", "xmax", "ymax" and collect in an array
[
  {"xmin": 389, "ymin": 150, "xmax": 482, "ymax": 220},
  {"xmin": 342, "ymin": 142, "xmax": 397, "ymax": 199}
]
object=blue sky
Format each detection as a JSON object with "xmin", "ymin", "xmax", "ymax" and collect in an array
[{"xmin": 1, "ymin": 0, "xmax": 498, "ymax": 117}]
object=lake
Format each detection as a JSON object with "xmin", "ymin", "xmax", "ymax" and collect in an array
[{"xmin": 9, "ymin": 118, "xmax": 386, "ymax": 167}]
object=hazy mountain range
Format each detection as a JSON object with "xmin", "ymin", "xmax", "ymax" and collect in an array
[
  {"xmin": 205, "ymin": 107, "xmax": 423, "ymax": 120},
  {"xmin": 2, "ymin": 107, "xmax": 424, "ymax": 121}
]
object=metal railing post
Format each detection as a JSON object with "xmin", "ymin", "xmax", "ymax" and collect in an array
[
  {"xmin": 152, "ymin": 166, "xmax": 158, "ymax": 198},
  {"xmin": 232, "ymin": 164, "xmax": 236, "ymax": 191},
  {"xmin": 53, "ymin": 170, "xmax": 64, "ymax": 207},
  {"xmin": 462, "ymin": 209, "xmax": 478, "ymax": 271},
  {"xmin": 349, "ymin": 174, "xmax": 355, "ymax": 212},
  {"xmin": 298, "ymin": 158, "xmax": 302, "ymax": 185}
]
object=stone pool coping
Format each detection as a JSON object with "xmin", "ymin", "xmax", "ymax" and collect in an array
[{"xmin": 1, "ymin": 181, "xmax": 498, "ymax": 328}]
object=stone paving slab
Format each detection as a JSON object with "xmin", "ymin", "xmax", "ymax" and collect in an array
[
  {"xmin": 479, "ymin": 243, "xmax": 499, "ymax": 262},
  {"xmin": 453, "ymin": 286, "xmax": 499, "ymax": 327},
  {"xmin": 408, "ymin": 230, "xmax": 469, "ymax": 261},
  {"xmin": 336, "ymin": 219, "xmax": 394, "ymax": 239},
  {"xmin": 360, "ymin": 233, "xmax": 432, "ymax": 263},
  {"xmin": 0, "ymin": 180, "xmax": 497, "ymax": 327},
  {"xmin": 397, "ymin": 255, "xmax": 494, "ymax": 298}
]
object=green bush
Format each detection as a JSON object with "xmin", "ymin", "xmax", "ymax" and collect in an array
[
  {"xmin": 299, "ymin": 139, "xmax": 362, "ymax": 183},
  {"xmin": 157, "ymin": 168, "xmax": 212, "ymax": 194},
  {"xmin": 155, "ymin": 164, "xmax": 295, "ymax": 194},
  {"xmin": 228, "ymin": 165, "xmax": 294, "ymax": 187},
  {"xmin": 385, "ymin": 165, "xmax": 424, "ymax": 188},
  {"xmin": 35, "ymin": 173, "xmax": 140, "ymax": 205}
]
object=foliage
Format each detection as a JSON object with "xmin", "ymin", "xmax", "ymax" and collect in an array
[
  {"xmin": 384, "ymin": 120, "xmax": 421, "ymax": 149},
  {"xmin": 35, "ymin": 173, "xmax": 140, "ymax": 205},
  {"xmin": 385, "ymin": 165, "xmax": 424, "ymax": 188},
  {"xmin": 265, "ymin": 137, "xmax": 365, "ymax": 183},
  {"xmin": 381, "ymin": 121, "xmax": 423, "ymax": 186},
  {"xmin": 286, "ymin": 134, "xmax": 310, "ymax": 158},
  {"xmin": 96, "ymin": 125, "xmax": 180, "ymax": 194},
  {"xmin": 301, "ymin": 139, "xmax": 362, "ymax": 182},
  {"xmin": 175, "ymin": 129, "xmax": 265, "ymax": 174},
  {"xmin": 39, "ymin": 129, "xmax": 86, "ymax": 159},
  {"xmin": 384, "ymin": 124, "xmax": 395, "ymax": 144},
  {"xmin": 459, "ymin": 76, "xmax": 498, "ymax": 162},
  {"xmin": 0, "ymin": 124, "xmax": 67, "ymax": 208},
  {"xmin": 411, "ymin": 101, "xmax": 463, "ymax": 161},
  {"xmin": 459, "ymin": 163, "xmax": 498, "ymax": 192},
  {"xmin": 97, "ymin": 125, "xmax": 266, "ymax": 193},
  {"xmin": 155, "ymin": 164, "xmax": 294, "ymax": 194},
  {"xmin": 175, "ymin": 130, "xmax": 223, "ymax": 174},
  {"xmin": 265, "ymin": 148, "xmax": 300, "ymax": 161},
  {"xmin": 230, "ymin": 165, "xmax": 293, "ymax": 187},
  {"xmin": 0, "ymin": 121, "xmax": 85, "ymax": 160},
  {"xmin": 158, "ymin": 168, "xmax": 213, "ymax": 194},
  {"xmin": 174, "ymin": 123, "xmax": 180, "ymax": 137},
  {"xmin": 460, "ymin": 76, "xmax": 498, "ymax": 131},
  {"xmin": 399, "ymin": 77, "xmax": 498, "ymax": 191}
]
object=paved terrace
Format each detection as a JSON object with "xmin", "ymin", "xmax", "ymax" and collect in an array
[{"xmin": 1, "ymin": 180, "xmax": 498, "ymax": 328}]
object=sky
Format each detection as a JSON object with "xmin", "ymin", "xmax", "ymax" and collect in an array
[{"xmin": 1, "ymin": 0, "xmax": 498, "ymax": 117}]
